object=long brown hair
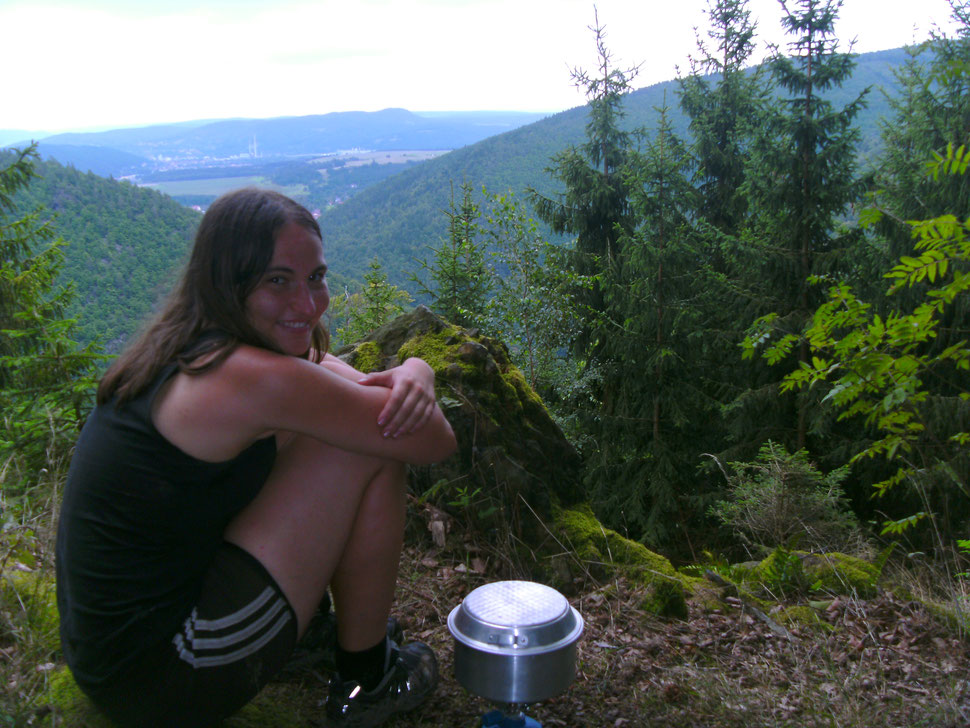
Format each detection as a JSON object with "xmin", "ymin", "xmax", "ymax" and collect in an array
[{"xmin": 99, "ymin": 188, "xmax": 329, "ymax": 404}]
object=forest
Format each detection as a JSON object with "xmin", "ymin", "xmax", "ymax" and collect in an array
[
  {"xmin": 1, "ymin": 0, "xmax": 969, "ymax": 724},
  {"xmin": 378, "ymin": 0, "xmax": 970, "ymax": 562}
]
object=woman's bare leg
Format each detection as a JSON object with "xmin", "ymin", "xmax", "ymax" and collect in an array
[
  {"xmin": 329, "ymin": 457, "xmax": 406, "ymax": 651},
  {"xmin": 223, "ymin": 433, "xmax": 406, "ymax": 649}
]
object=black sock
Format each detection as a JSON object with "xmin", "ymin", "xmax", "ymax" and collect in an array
[{"xmin": 335, "ymin": 636, "xmax": 398, "ymax": 692}]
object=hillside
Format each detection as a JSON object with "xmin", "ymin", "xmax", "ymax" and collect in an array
[
  {"xmin": 11, "ymin": 157, "xmax": 201, "ymax": 351},
  {"xmin": 7, "ymin": 46, "xmax": 914, "ymax": 349},
  {"xmin": 317, "ymin": 47, "xmax": 907, "ymax": 289},
  {"xmin": 9, "ymin": 109, "xmax": 549, "ymax": 175},
  {"xmin": 6, "ymin": 109, "xmax": 551, "ymax": 216}
]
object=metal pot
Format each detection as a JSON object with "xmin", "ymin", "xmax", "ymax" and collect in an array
[{"xmin": 447, "ymin": 580, "xmax": 583, "ymax": 705}]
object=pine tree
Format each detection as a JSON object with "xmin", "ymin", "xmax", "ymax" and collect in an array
[
  {"xmin": 875, "ymin": 0, "xmax": 970, "ymax": 261},
  {"xmin": 867, "ymin": 0, "xmax": 970, "ymax": 343},
  {"xmin": 678, "ymin": 0, "xmax": 767, "ymax": 235},
  {"xmin": 677, "ymin": 0, "xmax": 773, "ymax": 468},
  {"xmin": 411, "ymin": 180, "xmax": 490, "ymax": 328},
  {"xmin": 586, "ymin": 105, "xmax": 709, "ymax": 545},
  {"xmin": 529, "ymin": 10, "xmax": 640, "ymax": 361},
  {"xmin": 778, "ymin": 141, "xmax": 970, "ymax": 545},
  {"xmin": 739, "ymin": 0, "xmax": 867, "ymax": 453},
  {"xmin": 0, "ymin": 146, "xmax": 101, "ymax": 491},
  {"xmin": 328, "ymin": 258, "xmax": 412, "ymax": 347},
  {"xmin": 481, "ymin": 188, "xmax": 584, "ymax": 396}
]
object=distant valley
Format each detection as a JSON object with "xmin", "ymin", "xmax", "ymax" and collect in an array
[
  {"xmin": 3, "ymin": 46, "xmax": 916, "ymax": 351},
  {"xmin": 3, "ymin": 109, "xmax": 548, "ymax": 210}
]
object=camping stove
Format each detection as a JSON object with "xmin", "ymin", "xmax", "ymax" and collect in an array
[{"xmin": 447, "ymin": 581, "xmax": 583, "ymax": 728}]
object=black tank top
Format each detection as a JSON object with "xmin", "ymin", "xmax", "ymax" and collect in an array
[{"xmin": 56, "ymin": 362, "xmax": 276, "ymax": 692}]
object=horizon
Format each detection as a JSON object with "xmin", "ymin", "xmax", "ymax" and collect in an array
[{"xmin": 0, "ymin": 108, "xmax": 559, "ymax": 141}]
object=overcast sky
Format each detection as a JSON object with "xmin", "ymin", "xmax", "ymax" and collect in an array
[{"xmin": 1, "ymin": 0, "xmax": 962, "ymax": 134}]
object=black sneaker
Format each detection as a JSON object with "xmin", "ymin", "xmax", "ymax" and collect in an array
[{"xmin": 325, "ymin": 641, "xmax": 438, "ymax": 727}]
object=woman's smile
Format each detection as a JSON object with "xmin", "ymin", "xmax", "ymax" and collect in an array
[{"xmin": 245, "ymin": 221, "xmax": 329, "ymax": 355}]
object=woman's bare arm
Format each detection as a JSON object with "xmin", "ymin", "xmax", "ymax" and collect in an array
[{"xmin": 156, "ymin": 346, "xmax": 456, "ymax": 465}]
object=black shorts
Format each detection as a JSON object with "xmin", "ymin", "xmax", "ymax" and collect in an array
[{"xmin": 90, "ymin": 542, "xmax": 298, "ymax": 728}]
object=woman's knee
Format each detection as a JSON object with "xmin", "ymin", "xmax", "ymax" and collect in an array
[{"xmin": 274, "ymin": 432, "xmax": 390, "ymax": 485}]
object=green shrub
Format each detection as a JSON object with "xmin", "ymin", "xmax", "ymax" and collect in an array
[{"xmin": 711, "ymin": 441, "xmax": 863, "ymax": 552}]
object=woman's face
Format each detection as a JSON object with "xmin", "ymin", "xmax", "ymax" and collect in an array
[{"xmin": 244, "ymin": 221, "xmax": 329, "ymax": 356}]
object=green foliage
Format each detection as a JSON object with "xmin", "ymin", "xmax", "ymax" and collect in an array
[
  {"xmin": 480, "ymin": 188, "xmax": 588, "ymax": 397},
  {"xmin": 778, "ymin": 146, "xmax": 969, "ymax": 539},
  {"xmin": 677, "ymin": 0, "xmax": 767, "ymax": 234},
  {"xmin": 327, "ymin": 258, "xmax": 412, "ymax": 348},
  {"xmin": 872, "ymin": 4, "xmax": 970, "ymax": 271},
  {"xmin": 958, "ymin": 538, "xmax": 970, "ymax": 578},
  {"xmin": 583, "ymin": 102, "xmax": 715, "ymax": 545},
  {"xmin": 758, "ymin": 545, "xmax": 813, "ymax": 598},
  {"xmin": 711, "ymin": 441, "xmax": 859, "ymax": 552},
  {"xmin": 0, "ymin": 570, "xmax": 62, "ymax": 725},
  {"xmin": 8, "ymin": 155, "xmax": 200, "ymax": 351},
  {"xmin": 529, "ymin": 11, "xmax": 639, "ymax": 359},
  {"xmin": 410, "ymin": 181, "xmax": 491, "ymax": 328},
  {"xmin": 0, "ymin": 147, "xmax": 102, "ymax": 496},
  {"xmin": 735, "ymin": 0, "xmax": 867, "ymax": 453}
]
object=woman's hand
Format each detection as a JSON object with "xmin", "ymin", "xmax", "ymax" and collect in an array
[{"xmin": 358, "ymin": 358, "xmax": 437, "ymax": 438}]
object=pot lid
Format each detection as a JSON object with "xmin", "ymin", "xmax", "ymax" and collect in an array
[{"xmin": 448, "ymin": 580, "xmax": 583, "ymax": 655}]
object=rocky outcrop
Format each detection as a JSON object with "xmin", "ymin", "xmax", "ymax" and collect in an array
[
  {"xmin": 337, "ymin": 307, "xmax": 689, "ymax": 607},
  {"xmin": 337, "ymin": 306, "xmax": 584, "ymax": 549}
]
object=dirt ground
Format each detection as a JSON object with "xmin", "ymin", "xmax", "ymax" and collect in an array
[{"xmin": 268, "ymin": 543, "xmax": 970, "ymax": 728}]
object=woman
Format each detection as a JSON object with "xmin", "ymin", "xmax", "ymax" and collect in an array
[{"xmin": 55, "ymin": 188, "xmax": 457, "ymax": 728}]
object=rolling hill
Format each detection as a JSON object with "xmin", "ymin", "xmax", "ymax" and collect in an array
[
  {"xmin": 316, "ymin": 47, "xmax": 908, "ymax": 290},
  {"xmin": 6, "ymin": 46, "xmax": 916, "ymax": 351}
]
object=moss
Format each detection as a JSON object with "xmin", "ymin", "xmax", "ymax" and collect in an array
[
  {"xmin": 684, "ymin": 580, "xmax": 727, "ymax": 614},
  {"xmin": 502, "ymin": 364, "xmax": 547, "ymax": 414},
  {"xmin": 2, "ymin": 570, "xmax": 60, "ymax": 656},
  {"xmin": 349, "ymin": 340, "xmax": 383, "ymax": 373},
  {"xmin": 800, "ymin": 552, "xmax": 880, "ymax": 598},
  {"xmin": 776, "ymin": 605, "xmax": 834, "ymax": 632},
  {"xmin": 554, "ymin": 503, "xmax": 688, "ymax": 619},
  {"xmin": 397, "ymin": 328, "xmax": 560, "ymax": 453},
  {"xmin": 683, "ymin": 569, "xmax": 775, "ymax": 613},
  {"xmin": 40, "ymin": 667, "xmax": 307, "ymax": 727},
  {"xmin": 743, "ymin": 550, "xmax": 880, "ymax": 598},
  {"xmin": 41, "ymin": 667, "xmax": 110, "ymax": 727},
  {"xmin": 397, "ymin": 328, "xmax": 472, "ymax": 377},
  {"xmin": 397, "ymin": 330, "xmax": 539, "ymax": 417}
]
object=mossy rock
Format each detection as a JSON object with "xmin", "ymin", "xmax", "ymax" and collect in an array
[
  {"xmin": 553, "ymin": 503, "xmax": 688, "ymax": 619},
  {"xmin": 345, "ymin": 340, "xmax": 383, "ymax": 373},
  {"xmin": 338, "ymin": 306, "xmax": 584, "ymax": 549},
  {"xmin": 39, "ymin": 666, "xmax": 309, "ymax": 727},
  {"xmin": 680, "ymin": 568, "xmax": 774, "ymax": 613}
]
